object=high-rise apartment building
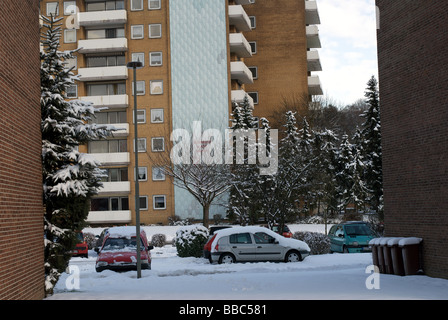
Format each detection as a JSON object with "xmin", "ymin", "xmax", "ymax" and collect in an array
[{"xmin": 39, "ymin": 0, "xmax": 322, "ymax": 226}]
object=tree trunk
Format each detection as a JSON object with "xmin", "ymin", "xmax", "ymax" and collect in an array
[{"xmin": 203, "ymin": 204, "xmax": 210, "ymax": 228}]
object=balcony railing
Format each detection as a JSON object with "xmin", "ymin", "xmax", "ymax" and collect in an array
[
  {"xmin": 90, "ymin": 152, "xmax": 130, "ymax": 166},
  {"xmin": 230, "ymin": 61, "xmax": 254, "ymax": 84},
  {"xmin": 305, "ymin": 0, "xmax": 321, "ymax": 25},
  {"xmin": 77, "ymin": 66, "xmax": 128, "ymax": 82},
  {"xmin": 79, "ymin": 94, "xmax": 129, "ymax": 109},
  {"xmin": 78, "ymin": 10, "xmax": 127, "ymax": 27},
  {"xmin": 86, "ymin": 210, "xmax": 132, "ymax": 224},
  {"xmin": 308, "ymin": 75, "xmax": 323, "ymax": 96},
  {"xmin": 229, "ymin": 33, "xmax": 252, "ymax": 58},
  {"xmin": 231, "ymin": 90, "xmax": 254, "ymax": 108},
  {"xmin": 306, "ymin": 25, "xmax": 321, "ymax": 49},
  {"xmin": 307, "ymin": 50, "xmax": 322, "ymax": 72},
  {"xmin": 228, "ymin": 5, "xmax": 251, "ymax": 32},
  {"xmin": 78, "ymin": 38, "xmax": 128, "ymax": 54},
  {"xmin": 98, "ymin": 181, "xmax": 131, "ymax": 196}
]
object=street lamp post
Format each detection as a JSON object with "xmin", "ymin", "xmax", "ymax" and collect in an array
[{"xmin": 127, "ymin": 61, "xmax": 143, "ymax": 278}]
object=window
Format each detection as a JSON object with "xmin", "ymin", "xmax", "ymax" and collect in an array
[
  {"xmin": 64, "ymin": 1, "xmax": 77, "ymax": 15},
  {"xmin": 102, "ymin": 168, "xmax": 128, "ymax": 182},
  {"xmin": 87, "ymin": 83, "xmax": 126, "ymax": 96},
  {"xmin": 90, "ymin": 111, "xmax": 126, "ymax": 124},
  {"xmin": 150, "ymin": 109, "xmax": 164, "ymax": 123},
  {"xmin": 91, "ymin": 197, "xmax": 129, "ymax": 211},
  {"xmin": 249, "ymin": 41, "xmax": 257, "ymax": 54},
  {"xmin": 248, "ymin": 92, "xmax": 259, "ymax": 105},
  {"xmin": 148, "ymin": 0, "xmax": 161, "ymax": 10},
  {"xmin": 151, "ymin": 137, "xmax": 165, "ymax": 152},
  {"xmin": 149, "ymin": 24, "xmax": 162, "ymax": 38},
  {"xmin": 249, "ymin": 16, "xmax": 256, "ymax": 29},
  {"xmin": 249, "ymin": 66, "xmax": 258, "ymax": 79},
  {"xmin": 86, "ymin": 28, "xmax": 125, "ymax": 39},
  {"xmin": 66, "ymin": 85, "xmax": 78, "ymax": 98},
  {"xmin": 87, "ymin": 1, "xmax": 125, "ymax": 11},
  {"xmin": 137, "ymin": 167, "xmax": 148, "ymax": 181},
  {"xmin": 131, "ymin": 25, "xmax": 144, "ymax": 39},
  {"xmin": 229, "ymin": 233, "xmax": 252, "ymax": 244},
  {"xmin": 131, "ymin": 53, "xmax": 145, "ymax": 66},
  {"xmin": 86, "ymin": 55, "xmax": 126, "ymax": 68},
  {"xmin": 152, "ymin": 167, "xmax": 165, "ymax": 181},
  {"xmin": 132, "ymin": 81, "xmax": 146, "ymax": 95},
  {"xmin": 254, "ymin": 232, "xmax": 276, "ymax": 244},
  {"xmin": 46, "ymin": 2, "xmax": 59, "ymax": 16},
  {"xmin": 135, "ymin": 138, "xmax": 147, "ymax": 152},
  {"xmin": 149, "ymin": 52, "xmax": 162, "ymax": 66},
  {"xmin": 65, "ymin": 57, "xmax": 77, "ymax": 70},
  {"xmin": 133, "ymin": 109, "xmax": 146, "ymax": 124},
  {"xmin": 64, "ymin": 29, "xmax": 77, "ymax": 43},
  {"xmin": 88, "ymin": 139, "xmax": 127, "ymax": 153},
  {"xmin": 153, "ymin": 195, "xmax": 166, "ymax": 210},
  {"xmin": 131, "ymin": 0, "xmax": 143, "ymax": 11},
  {"xmin": 150, "ymin": 80, "xmax": 163, "ymax": 95},
  {"xmin": 139, "ymin": 196, "xmax": 149, "ymax": 210}
]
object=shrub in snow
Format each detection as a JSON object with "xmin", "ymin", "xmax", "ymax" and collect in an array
[
  {"xmin": 293, "ymin": 231, "xmax": 330, "ymax": 255},
  {"xmin": 83, "ymin": 232, "xmax": 97, "ymax": 249},
  {"xmin": 175, "ymin": 225, "xmax": 209, "ymax": 258},
  {"xmin": 151, "ymin": 234, "xmax": 166, "ymax": 247}
]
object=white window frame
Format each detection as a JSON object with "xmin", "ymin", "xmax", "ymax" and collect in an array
[
  {"xmin": 153, "ymin": 195, "xmax": 166, "ymax": 210},
  {"xmin": 139, "ymin": 196, "xmax": 149, "ymax": 210},
  {"xmin": 133, "ymin": 109, "xmax": 146, "ymax": 124},
  {"xmin": 249, "ymin": 66, "xmax": 258, "ymax": 79},
  {"xmin": 64, "ymin": 29, "xmax": 77, "ymax": 43},
  {"xmin": 66, "ymin": 85, "xmax": 78, "ymax": 99},
  {"xmin": 249, "ymin": 41, "xmax": 257, "ymax": 54},
  {"xmin": 131, "ymin": 25, "xmax": 144, "ymax": 39},
  {"xmin": 136, "ymin": 167, "xmax": 148, "ymax": 182},
  {"xmin": 148, "ymin": 24, "xmax": 162, "ymax": 38},
  {"xmin": 132, "ymin": 80, "xmax": 146, "ymax": 95},
  {"xmin": 249, "ymin": 16, "xmax": 256, "ymax": 29},
  {"xmin": 149, "ymin": 52, "xmax": 163, "ymax": 66},
  {"xmin": 65, "ymin": 56, "xmax": 77, "ymax": 70},
  {"xmin": 150, "ymin": 108, "xmax": 164, "ymax": 123},
  {"xmin": 134, "ymin": 138, "xmax": 147, "ymax": 153},
  {"xmin": 151, "ymin": 137, "xmax": 165, "ymax": 152},
  {"xmin": 63, "ymin": 1, "xmax": 77, "ymax": 15},
  {"xmin": 46, "ymin": 2, "xmax": 59, "ymax": 16},
  {"xmin": 248, "ymin": 92, "xmax": 259, "ymax": 105},
  {"xmin": 148, "ymin": 0, "xmax": 161, "ymax": 10},
  {"xmin": 131, "ymin": 52, "xmax": 145, "ymax": 66},
  {"xmin": 150, "ymin": 80, "xmax": 163, "ymax": 95},
  {"xmin": 152, "ymin": 167, "xmax": 166, "ymax": 181},
  {"xmin": 131, "ymin": 0, "xmax": 144, "ymax": 11}
]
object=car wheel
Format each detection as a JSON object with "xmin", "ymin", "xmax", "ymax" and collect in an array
[
  {"xmin": 219, "ymin": 253, "xmax": 235, "ymax": 264},
  {"xmin": 285, "ymin": 250, "xmax": 302, "ymax": 263}
]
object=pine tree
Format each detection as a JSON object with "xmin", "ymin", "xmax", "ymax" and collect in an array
[
  {"xmin": 41, "ymin": 15, "xmax": 115, "ymax": 296},
  {"xmin": 360, "ymin": 76, "xmax": 383, "ymax": 220}
]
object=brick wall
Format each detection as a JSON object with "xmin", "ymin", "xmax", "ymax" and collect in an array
[
  {"xmin": 376, "ymin": 0, "xmax": 448, "ymax": 278},
  {"xmin": 0, "ymin": 0, "xmax": 44, "ymax": 299}
]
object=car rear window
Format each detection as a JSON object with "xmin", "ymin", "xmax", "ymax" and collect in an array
[{"xmin": 229, "ymin": 233, "xmax": 252, "ymax": 244}]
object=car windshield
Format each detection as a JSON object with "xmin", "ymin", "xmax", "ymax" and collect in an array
[
  {"xmin": 102, "ymin": 237, "xmax": 143, "ymax": 251},
  {"xmin": 345, "ymin": 224, "xmax": 374, "ymax": 236}
]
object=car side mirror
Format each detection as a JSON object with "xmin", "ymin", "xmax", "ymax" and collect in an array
[
  {"xmin": 338, "ymin": 234, "xmax": 344, "ymax": 238},
  {"xmin": 274, "ymin": 240, "xmax": 279, "ymax": 244},
  {"xmin": 94, "ymin": 247, "xmax": 100, "ymax": 253},
  {"xmin": 148, "ymin": 245, "xmax": 154, "ymax": 251}
]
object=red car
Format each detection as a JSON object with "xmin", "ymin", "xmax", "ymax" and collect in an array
[
  {"xmin": 271, "ymin": 224, "xmax": 293, "ymax": 238},
  {"xmin": 72, "ymin": 232, "xmax": 88, "ymax": 258},
  {"xmin": 95, "ymin": 227, "xmax": 153, "ymax": 272}
]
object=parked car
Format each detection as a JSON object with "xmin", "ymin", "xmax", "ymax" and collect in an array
[
  {"xmin": 204, "ymin": 225, "xmax": 233, "ymax": 262},
  {"xmin": 207, "ymin": 226, "xmax": 310, "ymax": 264},
  {"xmin": 72, "ymin": 232, "xmax": 88, "ymax": 258},
  {"xmin": 328, "ymin": 221, "xmax": 377, "ymax": 253},
  {"xmin": 95, "ymin": 226, "xmax": 153, "ymax": 272},
  {"xmin": 270, "ymin": 224, "xmax": 293, "ymax": 238}
]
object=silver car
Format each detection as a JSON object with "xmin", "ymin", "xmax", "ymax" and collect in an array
[{"xmin": 209, "ymin": 226, "xmax": 311, "ymax": 264}]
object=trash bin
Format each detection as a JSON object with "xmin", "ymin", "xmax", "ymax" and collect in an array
[
  {"xmin": 369, "ymin": 238, "xmax": 380, "ymax": 270},
  {"xmin": 380, "ymin": 238, "xmax": 394, "ymax": 274},
  {"xmin": 399, "ymin": 237, "xmax": 423, "ymax": 275},
  {"xmin": 387, "ymin": 237, "xmax": 405, "ymax": 276}
]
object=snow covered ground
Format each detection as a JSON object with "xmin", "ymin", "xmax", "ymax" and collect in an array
[{"xmin": 47, "ymin": 225, "xmax": 448, "ymax": 300}]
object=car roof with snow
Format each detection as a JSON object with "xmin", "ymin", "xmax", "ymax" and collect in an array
[{"xmin": 106, "ymin": 226, "xmax": 145, "ymax": 239}]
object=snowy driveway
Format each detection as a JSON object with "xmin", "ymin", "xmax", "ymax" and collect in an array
[{"xmin": 47, "ymin": 246, "xmax": 448, "ymax": 300}]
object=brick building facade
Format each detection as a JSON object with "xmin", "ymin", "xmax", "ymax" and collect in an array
[
  {"xmin": 376, "ymin": 0, "xmax": 448, "ymax": 278},
  {"xmin": 0, "ymin": 0, "xmax": 44, "ymax": 299}
]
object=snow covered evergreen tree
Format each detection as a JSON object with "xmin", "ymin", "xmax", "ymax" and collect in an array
[
  {"xmin": 360, "ymin": 76, "xmax": 383, "ymax": 220},
  {"xmin": 41, "ymin": 15, "xmax": 115, "ymax": 296}
]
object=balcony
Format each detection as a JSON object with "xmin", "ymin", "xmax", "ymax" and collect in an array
[
  {"xmin": 231, "ymin": 90, "xmax": 254, "ymax": 108},
  {"xmin": 234, "ymin": 0, "xmax": 252, "ymax": 4},
  {"xmin": 78, "ymin": 38, "xmax": 128, "ymax": 54},
  {"xmin": 305, "ymin": 1, "xmax": 321, "ymax": 25},
  {"xmin": 229, "ymin": 33, "xmax": 252, "ymax": 58},
  {"xmin": 109, "ymin": 123, "xmax": 129, "ymax": 137},
  {"xmin": 87, "ymin": 210, "xmax": 132, "ymax": 224},
  {"xmin": 308, "ymin": 75, "xmax": 323, "ymax": 96},
  {"xmin": 77, "ymin": 66, "xmax": 128, "ymax": 82},
  {"xmin": 78, "ymin": 10, "xmax": 127, "ymax": 27},
  {"xmin": 306, "ymin": 25, "xmax": 321, "ymax": 49},
  {"xmin": 90, "ymin": 152, "xmax": 130, "ymax": 166},
  {"xmin": 307, "ymin": 50, "xmax": 322, "ymax": 72},
  {"xmin": 98, "ymin": 181, "xmax": 131, "ymax": 196},
  {"xmin": 80, "ymin": 94, "xmax": 129, "ymax": 109},
  {"xmin": 228, "ymin": 5, "xmax": 251, "ymax": 32},
  {"xmin": 230, "ymin": 61, "xmax": 253, "ymax": 84}
]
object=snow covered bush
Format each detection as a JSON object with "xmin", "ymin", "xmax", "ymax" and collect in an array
[
  {"xmin": 293, "ymin": 231, "xmax": 331, "ymax": 255},
  {"xmin": 175, "ymin": 225, "xmax": 209, "ymax": 258},
  {"xmin": 151, "ymin": 234, "xmax": 166, "ymax": 247}
]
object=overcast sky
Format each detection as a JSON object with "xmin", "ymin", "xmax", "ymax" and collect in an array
[{"xmin": 316, "ymin": 0, "xmax": 378, "ymax": 106}]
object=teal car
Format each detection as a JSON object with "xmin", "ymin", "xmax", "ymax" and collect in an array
[{"xmin": 329, "ymin": 222, "xmax": 377, "ymax": 253}]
